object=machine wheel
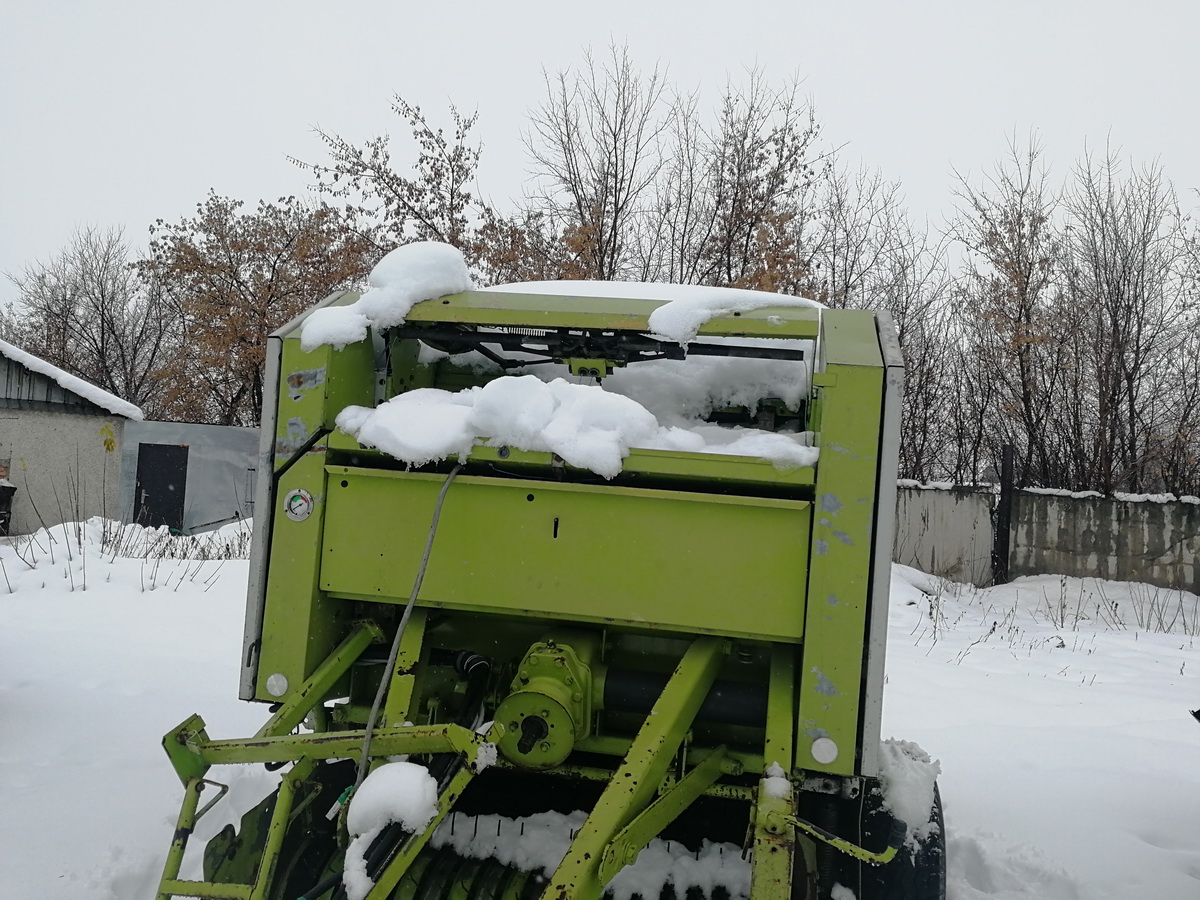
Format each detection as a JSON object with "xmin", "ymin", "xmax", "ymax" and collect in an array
[{"xmin": 843, "ymin": 783, "xmax": 945, "ymax": 900}]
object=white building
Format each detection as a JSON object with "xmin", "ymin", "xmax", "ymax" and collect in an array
[{"xmin": 0, "ymin": 339, "xmax": 142, "ymax": 534}]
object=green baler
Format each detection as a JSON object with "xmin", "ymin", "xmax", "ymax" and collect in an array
[{"xmin": 156, "ymin": 280, "xmax": 944, "ymax": 900}]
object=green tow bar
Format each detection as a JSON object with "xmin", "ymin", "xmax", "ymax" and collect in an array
[{"xmin": 541, "ymin": 636, "xmax": 727, "ymax": 900}]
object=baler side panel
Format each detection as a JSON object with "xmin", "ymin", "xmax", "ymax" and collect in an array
[
  {"xmin": 798, "ymin": 310, "xmax": 886, "ymax": 776},
  {"xmin": 252, "ymin": 336, "xmax": 375, "ymax": 703}
]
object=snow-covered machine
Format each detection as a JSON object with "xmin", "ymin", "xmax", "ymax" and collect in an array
[{"xmin": 155, "ymin": 245, "xmax": 944, "ymax": 900}]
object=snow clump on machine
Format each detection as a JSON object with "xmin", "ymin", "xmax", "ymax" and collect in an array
[
  {"xmin": 430, "ymin": 809, "xmax": 751, "ymax": 900},
  {"xmin": 343, "ymin": 761, "xmax": 440, "ymax": 900},
  {"xmin": 301, "ymin": 242, "xmax": 474, "ymax": 351},
  {"xmin": 336, "ymin": 375, "xmax": 819, "ymax": 479},
  {"xmin": 878, "ymin": 739, "xmax": 941, "ymax": 850},
  {"xmin": 494, "ymin": 279, "xmax": 823, "ymax": 345}
]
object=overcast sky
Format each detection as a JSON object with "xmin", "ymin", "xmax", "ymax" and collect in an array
[{"xmin": 2, "ymin": 0, "xmax": 1197, "ymax": 307}]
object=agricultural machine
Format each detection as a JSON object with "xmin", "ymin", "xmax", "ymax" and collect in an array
[{"xmin": 155, "ymin": 271, "xmax": 944, "ymax": 900}]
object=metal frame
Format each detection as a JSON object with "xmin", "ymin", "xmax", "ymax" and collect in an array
[
  {"xmin": 858, "ymin": 312, "xmax": 905, "ymax": 777},
  {"xmin": 167, "ymin": 289, "xmax": 912, "ymax": 900}
]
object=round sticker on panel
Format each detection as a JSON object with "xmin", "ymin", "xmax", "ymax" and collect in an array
[{"xmin": 283, "ymin": 488, "xmax": 315, "ymax": 521}]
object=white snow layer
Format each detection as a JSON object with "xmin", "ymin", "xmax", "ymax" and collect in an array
[
  {"xmin": 0, "ymin": 337, "xmax": 144, "ymax": 420},
  {"xmin": 4, "ymin": 525, "xmax": 1200, "ymax": 897},
  {"xmin": 300, "ymin": 242, "xmax": 474, "ymax": 351},
  {"xmin": 430, "ymin": 810, "xmax": 750, "ymax": 900},
  {"xmin": 343, "ymin": 761, "xmax": 440, "ymax": 900},
  {"xmin": 763, "ymin": 762, "xmax": 791, "ymax": 799},
  {"xmin": 485, "ymin": 279, "xmax": 823, "ymax": 345},
  {"xmin": 336, "ymin": 375, "xmax": 818, "ymax": 479},
  {"xmin": 878, "ymin": 739, "xmax": 942, "ymax": 850}
]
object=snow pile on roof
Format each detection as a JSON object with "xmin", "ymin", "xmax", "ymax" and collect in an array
[
  {"xmin": 0, "ymin": 338, "xmax": 143, "ymax": 420},
  {"xmin": 431, "ymin": 809, "xmax": 751, "ymax": 900},
  {"xmin": 336, "ymin": 375, "xmax": 818, "ymax": 479},
  {"xmin": 344, "ymin": 761, "xmax": 440, "ymax": 900},
  {"xmin": 300, "ymin": 242, "xmax": 474, "ymax": 351},
  {"xmin": 878, "ymin": 738, "xmax": 942, "ymax": 851},
  {"xmin": 489, "ymin": 280, "xmax": 822, "ymax": 345}
]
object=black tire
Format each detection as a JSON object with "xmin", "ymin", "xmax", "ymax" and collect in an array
[{"xmin": 831, "ymin": 782, "xmax": 946, "ymax": 900}]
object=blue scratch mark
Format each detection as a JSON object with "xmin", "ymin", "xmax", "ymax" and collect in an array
[
  {"xmin": 814, "ymin": 539, "xmax": 829, "ymax": 556},
  {"xmin": 833, "ymin": 530, "xmax": 855, "ymax": 546},
  {"xmin": 819, "ymin": 493, "xmax": 844, "ymax": 514},
  {"xmin": 811, "ymin": 667, "xmax": 841, "ymax": 696}
]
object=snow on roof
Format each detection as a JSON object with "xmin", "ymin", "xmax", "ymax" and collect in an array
[
  {"xmin": 300, "ymin": 241, "xmax": 475, "ymax": 351},
  {"xmin": 0, "ymin": 338, "xmax": 144, "ymax": 420},
  {"xmin": 308, "ymin": 242, "xmax": 824, "ymax": 478},
  {"xmin": 336, "ymin": 376, "xmax": 819, "ymax": 480},
  {"xmin": 485, "ymin": 280, "xmax": 824, "ymax": 345}
]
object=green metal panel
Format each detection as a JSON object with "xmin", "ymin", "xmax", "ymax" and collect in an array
[
  {"xmin": 404, "ymin": 289, "xmax": 822, "ymax": 339},
  {"xmin": 254, "ymin": 336, "xmax": 376, "ymax": 703},
  {"xmin": 320, "ymin": 467, "xmax": 811, "ymax": 642},
  {"xmin": 272, "ymin": 336, "xmax": 374, "ymax": 463},
  {"xmin": 256, "ymin": 450, "xmax": 338, "ymax": 702},
  {"xmin": 797, "ymin": 311, "xmax": 885, "ymax": 775}
]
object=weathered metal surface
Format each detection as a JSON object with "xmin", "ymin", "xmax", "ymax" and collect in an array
[{"xmin": 118, "ymin": 420, "xmax": 258, "ymax": 533}]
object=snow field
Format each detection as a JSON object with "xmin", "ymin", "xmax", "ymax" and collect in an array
[{"xmin": 2, "ymin": 523, "xmax": 1199, "ymax": 897}]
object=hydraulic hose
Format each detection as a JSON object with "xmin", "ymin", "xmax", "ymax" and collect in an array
[{"xmin": 353, "ymin": 462, "xmax": 464, "ymax": 791}]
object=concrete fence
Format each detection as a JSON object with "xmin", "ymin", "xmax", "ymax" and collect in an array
[
  {"xmin": 893, "ymin": 487, "xmax": 995, "ymax": 585},
  {"xmin": 893, "ymin": 485, "xmax": 1200, "ymax": 593}
]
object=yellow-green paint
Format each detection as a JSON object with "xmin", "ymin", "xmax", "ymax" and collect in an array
[
  {"xmin": 798, "ymin": 311, "xmax": 885, "ymax": 775},
  {"xmin": 163, "ymin": 286, "xmax": 906, "ymax": 900},
  {"xmin": 320, "ymin": 467, "xmax": 811, "ymax": 642}
]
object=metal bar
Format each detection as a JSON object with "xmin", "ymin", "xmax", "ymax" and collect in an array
[
  {"xmin": 194, "ymin": 723, "xmax": 490, "ymax": 766},
  {"xmin": 597, "ymin": 746, "xmax": 728, "ymax": 884},
  {"xmin": 541, "ymin": 636, "xmax": 726, "ymax": 900},
  {"xmin": 158, "ymin": 881, "xmax": 252, "ymax": 899},
  {"xmin": 250, "ymin": 759, "xmax": 313, "ymax": 899},
  {"xmin": 389, "ymin": 326, "xmax": 806, "ymax": 362},
  {"xmin": 785, "ymin": 814, "xmax": 903, "ymax": 866},
  {"xmin": 155, "ymin": 776, "xmax": 205, "ymax": 899},
  {"xmin": 255, "ymin": 621, "xmax": 384, "ymax": 739},
  {"xmin": 750, "ymin": 646, "xmax": 801, "ymax": 900},
  {"xmin": 381, "ymin": 608, "xmax": 427, "ymax": 727},
  {"xmin": 994, "ymin": 443, "xmax": 1015, "ymax": 585},
  {"xmin": 491, "ymin": 758, "xmax": 756, "ymax": 802}
]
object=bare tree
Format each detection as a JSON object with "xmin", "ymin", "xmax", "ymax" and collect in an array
[
  {"xmin": 1064, "ymin": 148, "xmax": 1188, "ymax": 493},
  {"xmin": 807, "ymin": 164, "xmax": 908, "ymax": 308},
  {"xmin": 525, "ymin": 44, "xmax": 672, "ymax": 280},
  {"xmin": 292, "ymin": 96, "xmax": 483, "ymax": 252},
  {"xmin": 949, "ymin": 138, "xmax": 1068, "ymax": 486},
  {"xmin": 2, "ymin": 226, "xmax": 173, "ymax": 414}
]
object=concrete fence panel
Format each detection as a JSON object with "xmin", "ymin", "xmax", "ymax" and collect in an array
[
  {"xmin": 894, "ymin": 487, "xmax": 994, "ymax": 585},
  {"xmin": 1010, "ymin": 494, "xmax": 1200, "ymax": 593}
]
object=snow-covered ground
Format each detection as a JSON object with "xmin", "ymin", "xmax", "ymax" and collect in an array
[{"xmin": 2, "ymin": 520, "xmax": 1198, "ymax": 898}]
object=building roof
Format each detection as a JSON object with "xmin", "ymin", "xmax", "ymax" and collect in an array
[{"xmin": 0, "ymin": 338, "xmax": 144, "ymax": 420}]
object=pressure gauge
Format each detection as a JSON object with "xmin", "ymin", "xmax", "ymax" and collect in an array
[{"xmin": 283, "ymin": 488, "xmax": 314, "ymax": 522}]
